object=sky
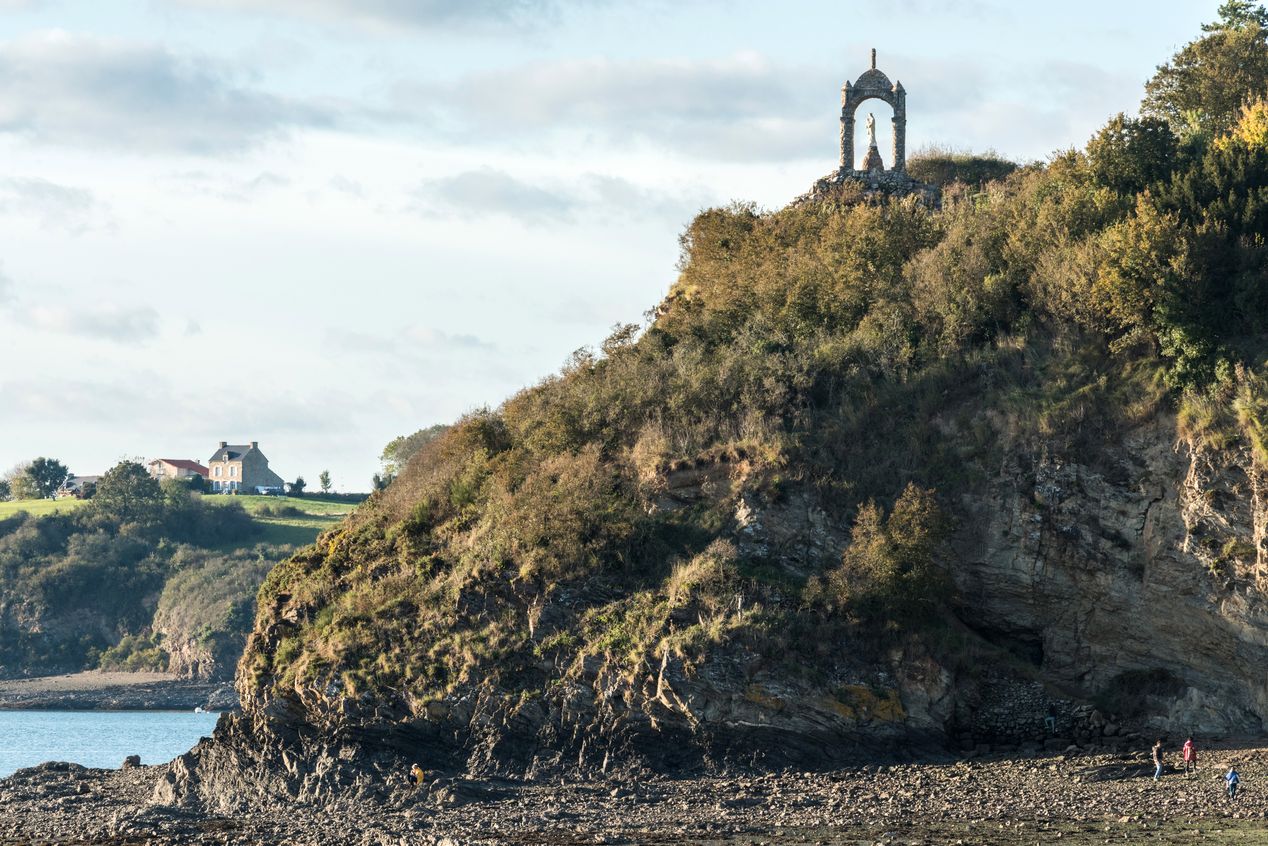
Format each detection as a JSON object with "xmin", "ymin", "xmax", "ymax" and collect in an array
[{"xmin": 0, "ymin": 0, "xmax": 1214, "ymax": 491}]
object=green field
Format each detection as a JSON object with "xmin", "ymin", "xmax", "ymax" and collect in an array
[
  {"xmin": 226, "ymin": 495, "xmax": 360, "ymax": 548},
  {"xmin": 0, "ymin": 494, "xmax": 360, "ymax": 549},
  {"xmin": 0, "ymin": 498, "xmax": 86, "ymax": 518}
]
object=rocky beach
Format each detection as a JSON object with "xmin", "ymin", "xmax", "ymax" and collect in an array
[
  {"xmin": 0, "ymin": 672, "xmax": 237, "ymax": 712},
  {"xmin": 3, "ymin": 737, "xmax": 1268, "ymax": 845}
]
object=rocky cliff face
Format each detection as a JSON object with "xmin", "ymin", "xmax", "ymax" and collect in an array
[
  {"xmin": 153, "ymin": 410, "xmax": 1268, "ymax": 811},
  {"xmin": 955, "ymin": 415, "xmax": 1268, "ymax": 735}
]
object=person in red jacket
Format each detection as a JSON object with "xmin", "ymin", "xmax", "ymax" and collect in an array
[{"xmin": 1182, "ymin": 736, "xmax": 1198, "ymax": 777}]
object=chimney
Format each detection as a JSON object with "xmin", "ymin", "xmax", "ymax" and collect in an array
[
  {"xmin": 219, "ymin": 441, "xmax": 227, "ymax": 449},
  {"xmin": 250, "ymin": 441, "xmax": 258, "ymax": 450}
]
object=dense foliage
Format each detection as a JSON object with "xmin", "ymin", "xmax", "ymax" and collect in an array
[
  {"xmin": 2, "ymin": 457, "xmax": 71, "ymax": 500},
  {"xmin": 248, "ymin": 16, "xmax": 1268, "ymax": 712},
  {"xmin": 0, "ymin": 461, "xmax": 268, "ymax": 677}
]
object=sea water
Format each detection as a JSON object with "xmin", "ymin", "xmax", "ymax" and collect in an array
[{"xmin": 0, "ymin": 710, "xmax": 221, "ymax": 778}]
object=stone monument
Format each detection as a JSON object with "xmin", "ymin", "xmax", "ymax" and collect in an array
[{"xmin": 801, "ymin": 49, "xmax": 936, "ymax": 204}]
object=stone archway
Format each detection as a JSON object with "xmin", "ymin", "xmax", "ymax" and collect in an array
[{"xmin": 839, "ymin": 49, "xmax": 906, "ymax": 174}]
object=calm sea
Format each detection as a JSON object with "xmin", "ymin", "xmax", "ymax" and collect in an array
[{"xmin": 0, "ymin": 710, "xmax": 221, "ymax": 778}]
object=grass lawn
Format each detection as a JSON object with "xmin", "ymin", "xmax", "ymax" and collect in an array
[
  {"xmin": 208, "ymin": 494, "xmax": 360, "ymax": 550},
  {"xmin": 0, "ymin": 498, "xmax": 87, "ymax": 518},
  {"xmin": 0, "ymin": 494, "xmax": 360, "ymax": 549}
]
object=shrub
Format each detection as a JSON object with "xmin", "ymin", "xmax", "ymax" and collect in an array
[{"xmin": 97, "ymin": 633, "xmax": 168, "ymax": 672}]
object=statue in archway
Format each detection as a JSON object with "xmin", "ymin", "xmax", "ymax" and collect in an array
[{"xmin": 838, "ymin": 48, "xmax": 908, "ymax": 175}]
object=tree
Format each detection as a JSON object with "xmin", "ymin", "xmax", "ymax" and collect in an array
[
  {"xmin": 807, "ymin": 484, "xmax": 948, "ymax": 618},
  {"xmin": 21, "ymin": 457, "xmax": 70, "ymax": 499},
  {"xmin": 289, "ymin": 476, "xmax": 306, "ymax": 497},
  {"xmin": 93, "ymin": 461, "xmax": 164, "ymax": 524},
  {"xmin": 1143, "ymin": 21, "xmax": 1268, "ymax": 135},
  {"xmin": 380, "ymin": 424, "xmax": 449, "ymax": 478},
  {"xmin": 1086, "ymin": 114, "xmax": 1179, "ymax": 196},
  {"xmin": 318, "ymin": 470, "xmax": 332, "ymax": 494},
  {"xmin": 7, "ymin": 470, "xmax": 39, "ymax": 501},
  {"xmin": 0, "ymin": 479, "xmax": 9, "ymax": 501},
  {"xmin": 1203, "ymin": 1, "xmax": 1268, "ymax": 31}
]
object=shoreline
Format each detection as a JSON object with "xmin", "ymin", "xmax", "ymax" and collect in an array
[
  {"xmin": 0, "ymin": 672, "xmax": 237, "ymax": 712},
  {"xmin": 3, "ymin": 736, "xmax": 1268, "ymax": 844}
]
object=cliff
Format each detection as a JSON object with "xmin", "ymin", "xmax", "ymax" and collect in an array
[{"xmin": 154, "ymin": 45, "xmax": 1268, "ymax": 808}]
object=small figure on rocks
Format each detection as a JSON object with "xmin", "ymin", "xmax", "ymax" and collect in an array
[
  {"xmin": 1182, "ymin": 736, "xmax": 1198, "ymax": 777},
  {"xmin": 408, "ymin": 763, "xmax": 426, "ymax": 788},
  {"xmin": 1152, "ymin": 738, "xmax": 1164, "ymax": 781},
  {"xmin": 1226, "ymin": 766, "xmax": 1240, "ymax": 799},
  {"xmin": 1044, "ymin": 704, "xmax": 1058, "ymax": 735}
]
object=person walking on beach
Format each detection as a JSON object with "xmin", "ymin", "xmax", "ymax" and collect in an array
[
  {"xmin": 1182, "ymin": 737, "xmax": 1197, "ymax": 777},
  {"xmin": 1152, "ymin": 738, "xmax": 1165, "ymax": 781},
  {"xmin": 1226, "ymin": 766, "xmax": 1240, "ymax": 799}
]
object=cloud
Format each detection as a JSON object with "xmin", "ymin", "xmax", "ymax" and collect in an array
[
  {"xmin": 0, "ymin": 177, "xmax": 104, "ymax": 233},
  {"xmin": 326, "ymin": 324, "xmax": 496, "ymax": 356},
  {"xmin": 176, "ymin": 0, "xmax": 603, "ymax": 31},
  {"xmin": 402, "ymin": 53, "xmax": 833, "ymax": 162},
  {"xmin": 0, "ymin": 377, "xmax": 151, "ymax": 424},
  {"xmin": 415, "ymin": 168, "xmax": 578, "ymax": 222},
  {"xmin": 412, "ymin": 167, "xmax": 709, "ymax": 224},
  {"xmin": 25, "ymin": 303, "xmax": 160, "ymax": 344},
  {"xmin": 0, "ymin": 31, "xmax": 335, "ymax": 153},
  {"xmin": 170, "ymin": 169, "xmax": 293, "ymax": 201},
  {"xmin": 402, "ymin": 326, "xmax": 493, "ymax": 350},
  {"xmin": 0, "ymin": 268, "xmax": 12, "ymax": 305}
]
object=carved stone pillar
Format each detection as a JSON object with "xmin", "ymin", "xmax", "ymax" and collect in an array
[
  {"xmin": 892, "ymin": 86, "xmax": 907, "ymax": 173},
  {"xmin": 840, "ymin": 84, "xmax": 853, "ymax": 172}
]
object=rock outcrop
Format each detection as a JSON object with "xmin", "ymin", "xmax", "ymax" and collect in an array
[
  {"xmin": 148, "ymin": 403, "xmax": 1268, "ymax": 814},
  {"xmin": 956, "ymin": 417, "xmax": 1268, "ymax": 736}
]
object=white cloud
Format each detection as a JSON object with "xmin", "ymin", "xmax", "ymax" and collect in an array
[
  {"xmin": 0, "ymin": 177, "xmax": 104, "ymax": 233},
  {"xmin": 0, "ymin": 377, "xmax": 151, "ymax": 424},
  {"xmin": 0, "ymin": 31, "xmax": 335, "ymax": 153},
  {"xmin": 176, "ymin": 0, "xmax": 606, "ymax": 31},
  {"xmin": 406, "ymin": 53, "xmax": 832, "ymax": 162},
  {"xmin": 326, "ymin": 324, "xmax": 496, "ymax": 355},
  {"xmin": 24, "ymin": 303, "xmax": 160, "ymax": 344},
  {"xmin": 412, "ymin": 168, "xmax": 710, "ymax": 224}
]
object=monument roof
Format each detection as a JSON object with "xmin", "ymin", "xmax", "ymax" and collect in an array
[{"xmin": 852, "ymin": 67, "xmax": 894, "ymax": 91}]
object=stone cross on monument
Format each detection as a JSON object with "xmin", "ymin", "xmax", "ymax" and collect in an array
[{"xmin": 839, "ymin": 48, "xmax": 907, "ymax": 175}]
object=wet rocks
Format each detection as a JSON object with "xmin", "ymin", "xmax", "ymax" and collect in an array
[{"xmin": 6, "ymin": 738, "xmax": 1268, "ymax": 844}]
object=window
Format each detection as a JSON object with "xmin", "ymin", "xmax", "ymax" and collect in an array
[
  {"xmin": 214, "ymin": 466, "xmax": 221, "ymax": 477},
  {"xmin": 230, "ymin": 466, "xmax": 237, "ymax": 478}
]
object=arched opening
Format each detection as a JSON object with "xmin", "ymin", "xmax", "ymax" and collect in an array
[{"xmin": 852, "ymin": 100, "xmax": 894, "ymax": 171}]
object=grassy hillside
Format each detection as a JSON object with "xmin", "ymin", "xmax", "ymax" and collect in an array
[
  {"xmin": 0, "ymin": 485, "xmax": 357, "ymax": 679},
  {"xmin": 238, "ymin": 16, "xmax": 1268, "ymax": 760}
]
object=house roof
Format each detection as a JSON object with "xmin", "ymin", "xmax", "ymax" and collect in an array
[
  {"xmin": 209, "ymin": 444, "xmax": 257, "ymax": 462},
  {"xmin": 61, "ymin": 475, "xmax": 101, "ymax": 489},
  {"xmin": 151, "ymin": 458, "xmax": 209, "ymax": 474}
]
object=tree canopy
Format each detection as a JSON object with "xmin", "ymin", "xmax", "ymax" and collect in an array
[
  {"xmin": 21, "ymin": 457, "xmax": 70, "ymax": 499},
  {"xmin": 93, "ymin": 461, "xmax": 163, "ymax": 524},
  {"xmin": 1143, "ymin": 13, "xmax": 1268, "ymax": 135}
]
